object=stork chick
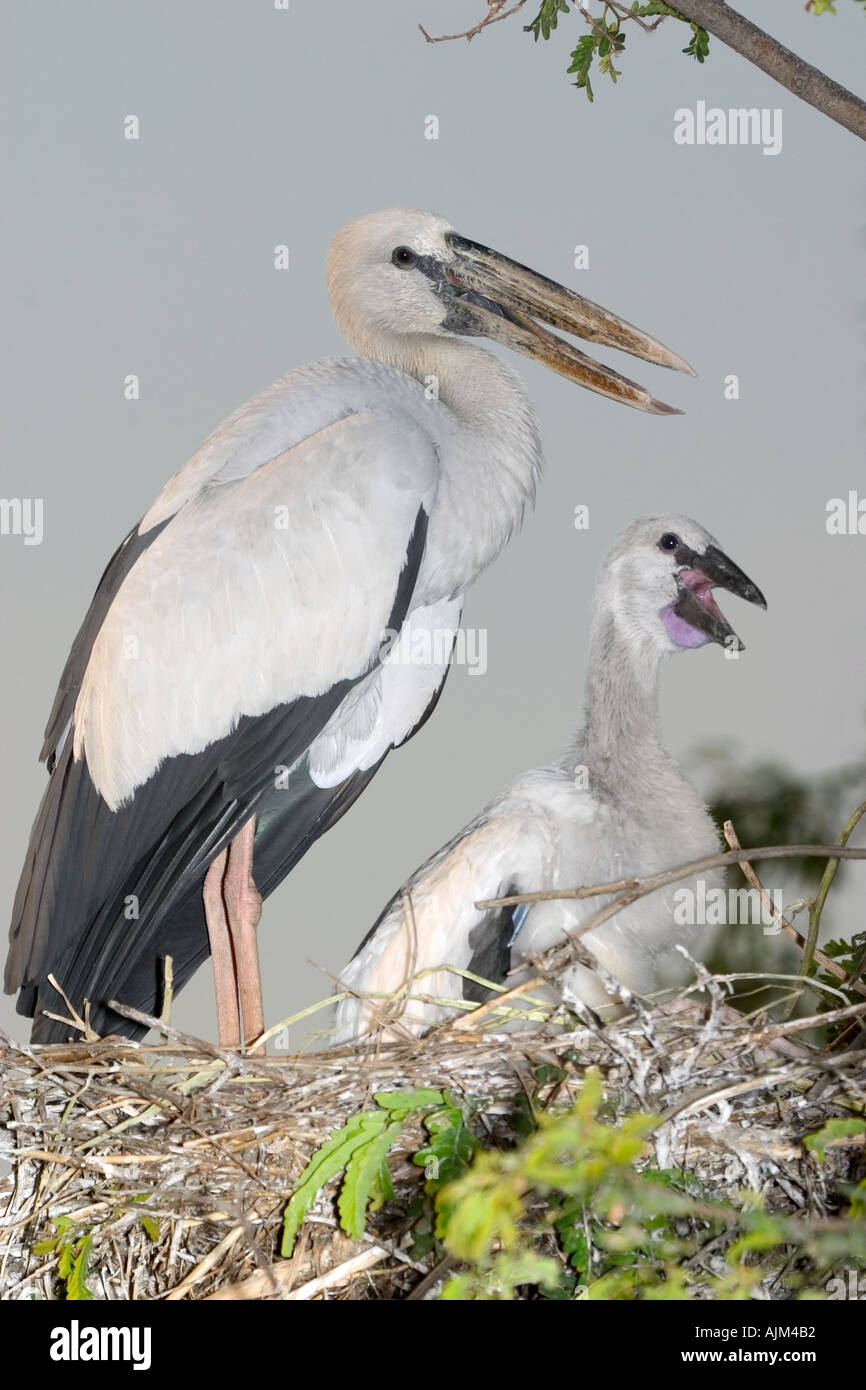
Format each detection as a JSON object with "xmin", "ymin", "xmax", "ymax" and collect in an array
[{"xmin": 334, "ymin": 517, "xmax": 766, "ymax": 1041}]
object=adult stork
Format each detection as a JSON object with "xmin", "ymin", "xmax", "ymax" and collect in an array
[
  {"xmin": 6, "ymin": 209, "xmax": 692, "ymax": 1048},
  {"xmin": 333, "ymin": 516, "xmax": 766, "ymax": 1043}
]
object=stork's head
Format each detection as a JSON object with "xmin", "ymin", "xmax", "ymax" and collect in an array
[
  {"xmin": 327, "ymin": 208, "xmax": 694, "ymax": 414},
  {"xmin": 600, "ymin": 515, "xmax": 766, "ymax": 656}
]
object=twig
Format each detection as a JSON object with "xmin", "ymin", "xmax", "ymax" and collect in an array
[
  {"xmin": 42, "ymin": 976, "xmax": 98, "ymax": 1042},
  {"xmin": 441, "ymin": 976, "xmax": 547, "ymax": 1031},
  {"xmin": 419, "ymin": 0, "xmax": 527, "ymax": 44},
  {"xmin": 478, "ymin": 843, "xmax": 866, "ymax": 911},
  {"xmin": 406, "ymin": 1253, "xmax": 459, "ymax": 1300},
  {"xmin": 282, "ymin": 1246, "xmax": 388, "ymax": 1300},
  {"xmin": 106, "ymin": 1000, "xmax": 258, "ymax": 1072},
  {"xmin": 722, "ymin": 824, "xmax": 866, "ymax": 1002},
  {"xmin": 163, "ymin": 1225, "xmax": 245, "ymax": 1300},
  {"xmin": 802, "ymin": 799, "xmax": 866, "ymax": 986},
  {"xmin": 159, "ymin": 955, "xmax": 174, "ymax": 1037},
  {"xmin": 477, "ymin": 842, "xmax": 866, "ymax": 977}
]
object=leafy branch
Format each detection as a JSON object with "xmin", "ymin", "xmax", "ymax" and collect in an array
[{"xmin": 419, "ymin": 0, "xmax": 866, "ymax": 140}]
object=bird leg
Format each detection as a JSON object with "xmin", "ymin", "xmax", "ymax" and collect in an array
[
  {"xmin": 202, "ymin": 848, "xmax": 241, "ymax": 1050},
  {"xmin": 223, "ymin": 816, "xmax": 265, "ymax": 1054},
  {"xmin": 202, "ymin": 817, "xmax": 264, "ymax": 1053}
]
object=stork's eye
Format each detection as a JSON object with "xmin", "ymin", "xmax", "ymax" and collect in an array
[
  {"xmin": 391, "ymin": 246, "xmax": 419, "ymax": 269},
  {"xmin": 659, "ymin": 532, "xmax": 680, "ymax": 552}
]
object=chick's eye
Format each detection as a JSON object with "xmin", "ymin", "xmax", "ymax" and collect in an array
[
  {"xmin": 391, "ymin": 246, "xmax": 419, "ymax": 269},
  {"xmin": 659, "ymin": 533, "xmax": 680, "ymax": 552}
]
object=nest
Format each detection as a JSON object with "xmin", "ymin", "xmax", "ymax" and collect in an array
[{"xmin": 1, "ymin": 977, "xmax": 864, "ymax": 1301}]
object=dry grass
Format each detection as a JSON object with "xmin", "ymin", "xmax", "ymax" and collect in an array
[{"xmin": 1, "ymin": 977, "xmax": 864, "ymax": 1301}]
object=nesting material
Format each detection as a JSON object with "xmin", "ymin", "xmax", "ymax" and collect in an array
[{"xmin": 0, "ymin": 986, "xmax": 863, "ymax": 1301}]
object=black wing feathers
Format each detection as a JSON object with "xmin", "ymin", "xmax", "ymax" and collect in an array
[{"xmin": 13, "ymin": 507, "xmax": 430, "ymax": 1042}]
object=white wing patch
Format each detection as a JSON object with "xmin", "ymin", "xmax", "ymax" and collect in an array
[
  {"xmin": 75, "ymin": 410, "xmax": 438, "ymax": 808},
  {"xmin": 308, "ymin": 595, "xmax": 464, "ymax": 787}
]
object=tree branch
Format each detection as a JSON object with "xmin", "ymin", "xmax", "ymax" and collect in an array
[
  {"xmin": 648, "ymin": 0, "xmax": 866, "ymax": 142},
  {"xmin": 420, "ymin": 0, "xmax": 866, "ymax": 142}
]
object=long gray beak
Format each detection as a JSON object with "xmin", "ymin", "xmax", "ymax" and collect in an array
[
  {"xmin": 441, "ymin": 232, "xmax": 694, "ymax": 415},
  {"xmin": 673, "ymin": 544, "xmax": 767, "ymax": 651}
]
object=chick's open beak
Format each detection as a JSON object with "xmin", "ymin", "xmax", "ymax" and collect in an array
[{"xmin": 672, "ymin": 544, "xmax": 767, "ymax": 651}]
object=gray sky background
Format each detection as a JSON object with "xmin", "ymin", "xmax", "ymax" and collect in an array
[{"xmin": 1, "ymin": 1, "xmax": 864, "ymax": 1043}]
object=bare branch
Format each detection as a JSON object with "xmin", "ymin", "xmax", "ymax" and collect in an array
[
  {"xmin": 419, "ymin": 0, "xmax": 528, "ymax": 44},
  {"xmin": 476, "ymin": 841, "xmax": 866, "ymax": 977}
]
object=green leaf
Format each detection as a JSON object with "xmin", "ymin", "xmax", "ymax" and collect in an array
[
  {"xmin": 140, "ymin": 1216, "xmax": 160, "ymax": 1242},
  {"xmin": 66, "ymin": 1236, "xmax": 94, "ymax": 1301},
  {"xmin": 567, "ymin": 34, "xmax": 598, "ymax": 102},
  {"xmin": 414, "ymin": 1105, "xmax": 479, "ymax": 1191},
  {"xmin": 281, "ymin": 1109, "xmax": 387, "ymax": 1256},
  {"xmin": 32, "ymin": 1238, "xmax": 60, "ymax": 1256},
  {"xmin": 368, "ymin": 1155, "xmax": 396, "ymax": 1213},
  {"xmin": 374, "ymin": 1087, "xmax": 444, "ymax": 1115},
  {"xmin": 683, "ymin": 23, "xmax": 710, "ymax": 62},
  {"xmin": 57, "ymin": 1241, "xmax": 74, "ymax": 1280},
  {"xmin": 440, "ymin": 1273, "xmax": 475, "ymax": 1299},
  {"xmin": 524, "ymin": 0, "xmax": 571, "ymax": 42},
  {"xmin": 804, "ymin": 1116, "xmax": 866, "ymax": 1162},
  {"xmin": 338, "ymin": 1116, "xmax": 404, "ymax": 1240}
]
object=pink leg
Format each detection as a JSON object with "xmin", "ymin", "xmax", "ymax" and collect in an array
[
  {"xmin": 202, "ymin": 848, "xmax": 241, "ymax": 1050},
  {"xmin": 223, "ymin": 817, "xmax": 265, "ymax": 1053}
]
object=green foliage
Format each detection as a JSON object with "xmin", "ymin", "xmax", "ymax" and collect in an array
[
  {"xmin": 804, "ymin": 1116, "xmax": 866, "ymax": 1161},
  {"xmin": 808, "ymin": 1, "xmax": 866, "ymax": 14},
  {"xmin": 276, "ymin": 1050, "xmax": 866, "ymax": 1301},
  {"xmin": 414, "ymin": 1101, "xmax": 480, "ymax": 1189},
  {"xmin": 814, "ymin": 931, "xmax": 866, "ymax": 1040},
  {"xmin": 520, "ymin": 0, "xmax": 866, "ymax": 103},
  {"xmin": 429, "ymin": 1071, "xmax": 866, "ymax": 1300},
  {"xmin": 681, "ymin": 21, "xmax": 709, "ymax": 62},
  {"xmin": 526, "ymin": 2, "xmax": 710, "ymax": 101},
  {"xmin": 525, "ymin": 0, "xmax": 571, "ymax": 42},
  {"xmin": 33, "ymin": 1217, "xmax": 94, "ymax": 1300},
  {"xmin": 281, "ymin": 1087, "xmax": 476, "ymax": 1256},
  {"xmin": 128, "ymin": 1192, "xmax": 160, "ymax": 1242}
]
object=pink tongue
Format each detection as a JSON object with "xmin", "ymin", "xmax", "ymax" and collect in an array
[
  {"xmin": 661, "ymin": 603, "xmax": 709, "ymax": 649},
  {"xmin": 681, "ymin": 570, "xmax": 725, "ymax": 620}
]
